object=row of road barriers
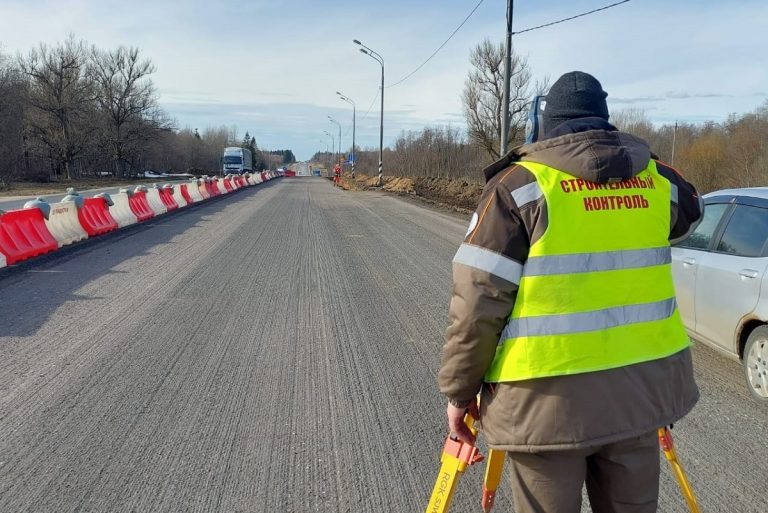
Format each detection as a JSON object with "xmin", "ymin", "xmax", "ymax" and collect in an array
[{"xmin": 0, "ymin": 171, "xmax": 282, "ymax": 269}]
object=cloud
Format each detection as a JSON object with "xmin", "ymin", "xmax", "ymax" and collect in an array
[
  {"xmin": 610, "ymin": 96, "xmax": 664, "ymax": 104},
  {"xmin": 665, "ymin": 91, "xmax": 733, "ymax": 99}
]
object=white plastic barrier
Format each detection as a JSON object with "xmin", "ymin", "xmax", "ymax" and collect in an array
[
  {"xmin": 108, "ymin": 191, "xmax": 138, "ymax": 228},
  {"xmin": 45, "ymin": 201, "xmax": 89, "ymax": 247},
  {"xmin": 0, "ymin": 252, "xmax": 6, "ymax": 269},
  {"xmin": 246, "ymin": 174, "xmax": 256, "ymax": 186},
  {"xmin": 144, "ymin": 186, "xmax": 168, "ymax": 215},
  {"xmin": 198, "ymin": 180, "xmax": 210, "ymax": 199},
  {"xmin": 216, "ymin": 179, "xmax": 228, "ymax": 195},
  {"xmin": 169, "ymin": 184, "xmax": 188, "ymax": 208},
  {"xmin": 186, "ymin": 181, "xmax": 204, "ymax": 202}
]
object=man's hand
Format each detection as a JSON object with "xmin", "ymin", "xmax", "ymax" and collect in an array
[{"xmin": 447, "ymin": 401, "xmax": 479, "ymax": 445}]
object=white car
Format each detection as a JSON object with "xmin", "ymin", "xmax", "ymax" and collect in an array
[{"xmin": 672, "ymin": 187, "xmax": 768, "ymax": 403}]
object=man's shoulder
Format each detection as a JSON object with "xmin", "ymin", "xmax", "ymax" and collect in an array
[{"xmin": 485, "ymin": 163, "xmax": 538, "ymax": 198}]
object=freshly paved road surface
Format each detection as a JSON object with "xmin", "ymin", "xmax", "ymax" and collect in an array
[{"xmin": 0, "ymin": 177, "xmax": 765, "ymax": 512}]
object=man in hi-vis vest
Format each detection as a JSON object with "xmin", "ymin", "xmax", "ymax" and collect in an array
[{"xmin": 438, "ymin": 71, "xmax": 703, "ymax": 513}]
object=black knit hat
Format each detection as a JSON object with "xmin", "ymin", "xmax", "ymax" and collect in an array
[{"xmin": 543, "ymin": 71, "xmax": 609, "ymax": 134}]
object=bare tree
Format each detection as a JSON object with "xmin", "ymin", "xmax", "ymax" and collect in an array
[
  {"xmin": 89, "ymin": 46, "xmax": 171, "ymax": 177},
  {"xmin": 462, "ymin": 38, "xmax": 548, "ymax": 160},
  {"xmin": 0, "ymin": 49, "xmax": 27, "ymax": 184},
  {"xmin": 18, "ymin": 35, "xmax": 94, "ymax": 179}
]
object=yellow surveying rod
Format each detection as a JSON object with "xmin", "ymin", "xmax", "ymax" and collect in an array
[
  {"xmin": 425, "ymin": 413, "xmax": 484, "ymax": 513},
  {"xmin": 658, "ymin": 426, "xmax": 702, "ymax": 513}
]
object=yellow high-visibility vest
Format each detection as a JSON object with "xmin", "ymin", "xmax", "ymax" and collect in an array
[{"xmin": 484, "ymin": 159, "xmax": 690, "ymax": 382}]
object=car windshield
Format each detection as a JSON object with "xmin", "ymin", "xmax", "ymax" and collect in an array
[{"xmin": 224, "ymin": 156, "xmax": 242, "ymax": 164}]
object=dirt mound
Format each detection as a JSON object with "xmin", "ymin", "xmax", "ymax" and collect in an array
[
  {"xmin": 383, "ymin": 177, "xmax": 415, "ymax": 194},
  {"xmin": 414, "ymin": 177, "xmax": 483, "ymax": 211},
  {"xmin": 339, "ymin": 173, "xmax": 483, "ymax": 212}
]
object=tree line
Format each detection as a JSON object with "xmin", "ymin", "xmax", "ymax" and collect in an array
[
  {"xmin": 314, "ymin": 38, "xmax": 767, "ymax": 195},
  {"xmin": 0, "ymin": 36, "xmax": 290, "ymax": 188}
]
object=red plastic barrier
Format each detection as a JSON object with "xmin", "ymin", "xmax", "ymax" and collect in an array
[
  {"xmin": 237, "ymin": 176, "xmax": 246, "ymax": 187},
  {"xmin": 128, "ymin": 191, "xmax": 155, "ymax": 222},
  {"xmin": 78, "ymin": 197, "xmax": 118, "ymax": 236},
  {"xmin": 158, "ymin": 188, "xmax": 179, "ymax": 211},
  {"xmin": 180, "ymin": 184, "xmax": 194, "ymax": 204},
  {"xmin": 261, "ymin": 172, "xmax": 267, "ymax": 182},
  {"xmin": 223, "ymin": 178, "xmax": 233, "ymax": 192},
  {"xmin": 206, "ymin": 180, "xmax": 219, "ymax": 197},
  {"xmin": 0, "ymin": 208, "xmax": 59, "ymax": 265}
]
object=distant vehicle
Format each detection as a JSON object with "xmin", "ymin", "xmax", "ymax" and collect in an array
[
  {"xmin": 222, "ymin": 147, "xmax": 253, "ymax": 174},
  {"xmin": 671, "ymin": 187, "xmax": 768, "ymax": 403}
]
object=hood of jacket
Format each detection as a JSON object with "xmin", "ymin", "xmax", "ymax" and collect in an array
[{"xmin": 484, "ymin": 117, "xmax": 651, "ymax": 184}]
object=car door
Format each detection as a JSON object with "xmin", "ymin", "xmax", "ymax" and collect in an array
[
  {"xmin": 694, "ymin": 203, "xmax": 768, "ymax": 354},
  {"xmin": 672, "ymin": 202, "xmax": 731, "ymax": 332}
]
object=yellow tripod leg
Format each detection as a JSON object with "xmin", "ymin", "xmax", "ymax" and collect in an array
[
  {"xmin": 658, "ymin": 427, "xmax": 702, "ymax": 513},
  {"xmin": 425, "ymin": 413, "xmax": 483, "ymax": 513},
  {"xmin": 481, "ymin": 449, "xmax": 505, "ymax": 512},
  {"xmin": 425, "ymin": 453, "xmax": 464, "ymax": 513}
]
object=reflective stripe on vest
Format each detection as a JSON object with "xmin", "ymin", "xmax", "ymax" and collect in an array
[{"xmin": 484, "ymin": 160, "xmax": 690, "ymax": 382}]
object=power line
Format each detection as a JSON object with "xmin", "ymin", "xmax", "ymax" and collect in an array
[
  {"xmin": 386, "ymin": 0, "xmax": 485, "ymax": 88},
  {"xmin": 512, "ymin": 0, "xmax": 630, "ymax": 35},
  {"xmin": 360, "ymin": 89, "xmax": 380, "ymax": 120}
]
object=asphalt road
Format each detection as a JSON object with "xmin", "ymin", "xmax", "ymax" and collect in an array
[
  {"xmin": 0, "ymin": 177, "xmax": 765, "ymax": 512},
  {"xmin": 0, "ymin": 179, "xmax": 189, "ymax": 211}
]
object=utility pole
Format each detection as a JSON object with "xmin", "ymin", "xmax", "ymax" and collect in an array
[
  {"xmin": 671, "ymin": 121, "xmax": 678, "ymax": 166},
  {"xmin": 499, "ymin": 0, "xmax": 514, "ymax": 156}
]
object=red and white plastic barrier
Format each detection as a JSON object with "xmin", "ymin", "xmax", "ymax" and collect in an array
[
  {"xmin": 109, "ymin": 191, "xmax": 139, "ymax": 228},
  {"xmin": 0, "ymin": 207, "xmax": 59, "ymax": 264},
  {"xmin": 170, "ymin": 184, "xmax": 188, "ymax": 208},
  {"xmin": 145, "ymin": 186, "xmax": 168, "ymax": 215},
  {"xmin": 46, "ymin": 201, "xmax": 89, "ymax": 246},
  {"xmin": 187, "ymin": 181, "xmax": 204, "ymax": 202},
  {"xmin": 0, "ymin": 171, "xmax": 284, "ymax": 268},
  {"xmin": 129, "ymin": 188, "xmax": 155, "ymax": 222},
  {"xmin": 180, "ymin": 183, "xmax": 195, "ymax": 204},
  {"xmin": 197, "ymin": 180, "xmax": 210, "ymax": 200},
  {"xmin": 158, "ymin": 185, "xmax": 179, "ymax": 211},
  {"xmin": 78, "ymin": 196, "xmax": 118, "ymax": 237}
]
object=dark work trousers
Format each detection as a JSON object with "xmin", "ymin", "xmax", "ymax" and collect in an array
[{"xmin": 506, "ymin": 431, "xmax": 660, "ymax": 513}]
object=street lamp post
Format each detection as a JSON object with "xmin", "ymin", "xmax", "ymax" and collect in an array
[
  {"xmin": 353, "ymin": 39, "xmax": 384, "ymax": 186},
  {"xmin": 323, "ymin": 130, "xmax": 334, "ymax": 169},
  {"xmin": 336, "ymin": 91, "xmax": 356, "ymax": 178},
  {"xmin": 328, "ymin": 116, "xmax": 342, "ymax": 167}
]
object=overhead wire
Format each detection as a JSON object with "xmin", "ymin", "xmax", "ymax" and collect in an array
[
  {"xmin": 513, "ymin": 0, "xmax": 631, "ymax": 35},
  {"xmin": 386, "ymin": 0, "xmax": 484, "ymax": 88}
]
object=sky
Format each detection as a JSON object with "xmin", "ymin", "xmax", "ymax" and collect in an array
[{"xmin": 1, "ymin": 0, "xmax": 767, "ymax": 161}]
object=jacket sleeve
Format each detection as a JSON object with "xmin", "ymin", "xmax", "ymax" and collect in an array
[
  {"xmin": 438, "ymin": 169, "xmax": 531, "ymax": 407},
  {"xmin": 655, "ymin": 161, "xmax": 704, "ymax": 243}
]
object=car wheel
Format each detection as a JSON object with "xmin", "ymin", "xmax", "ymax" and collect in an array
[{"xmin": 744, "ymin": 326, "xmax": 768, "ymax": 403}]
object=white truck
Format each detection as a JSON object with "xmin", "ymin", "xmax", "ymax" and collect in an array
[{"xmin": 222, "ymin": 147, "xmax": 253, "ymax": 174}]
